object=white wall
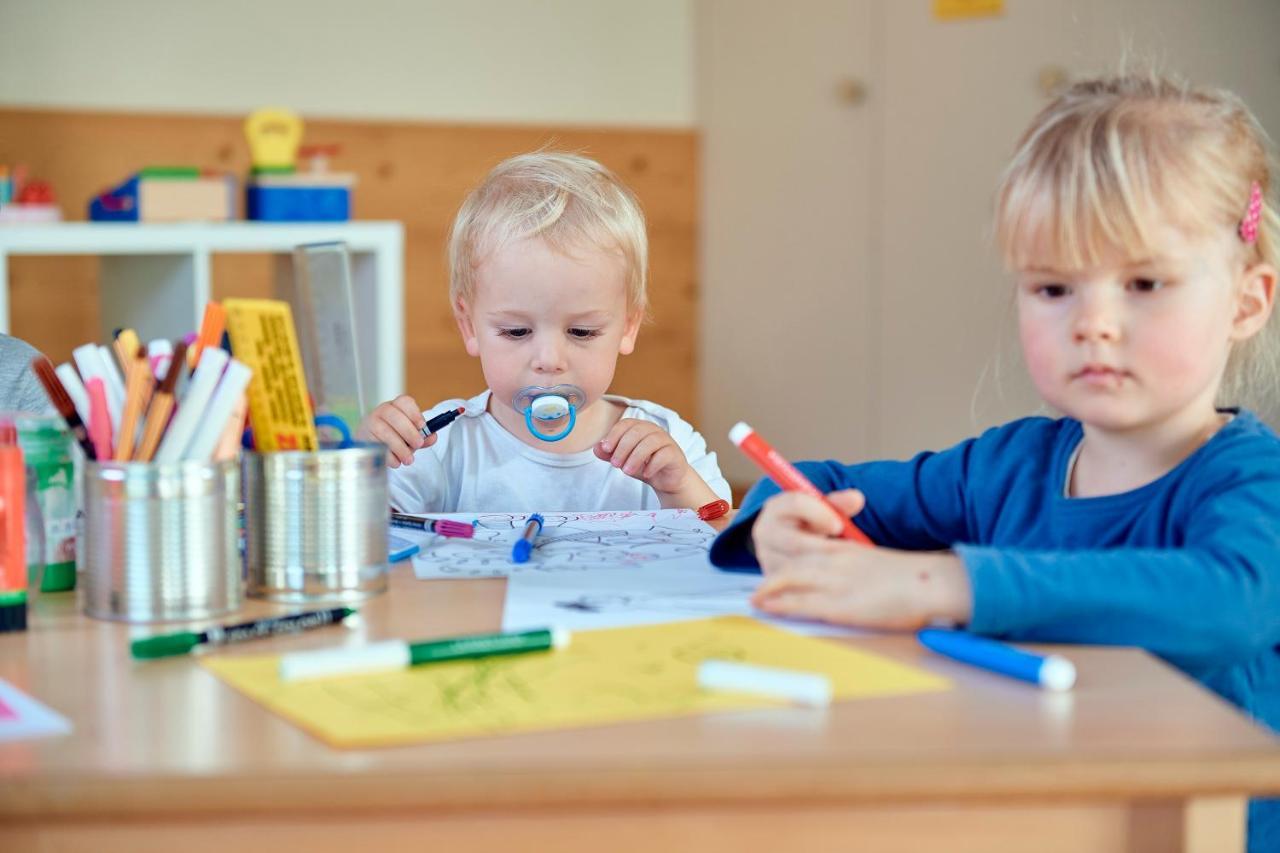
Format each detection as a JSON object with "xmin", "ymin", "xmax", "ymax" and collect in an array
[
  {"xmin": 0, "ymin": 0, "xmax": 695, "ymax": 127},
  {"xmin": 698, "ymin": 0, "xmax": 1280, "ymax": 485}
]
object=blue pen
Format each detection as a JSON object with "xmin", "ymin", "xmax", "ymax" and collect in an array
[
  {"xmin": 917, "ymin": 629, "xmax": 1076, "ymax": 691},
  {"xmin": 512, "ymin": 513, "xmax": 544, "ymax": 563}
]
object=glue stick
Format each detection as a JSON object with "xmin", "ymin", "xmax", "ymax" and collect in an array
[{"xmin": 0, "ymin": 419, "xmax": 27, "ymax": 632}]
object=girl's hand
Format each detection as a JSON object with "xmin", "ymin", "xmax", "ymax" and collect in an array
[
  {"xmin": 595, "ymin": 418, "xmax": 719, "ymax": 509},
  {"xmin": 751, "ymin": 548, "xmax": 972, "ymax": 630},
  {"xmin": 750, "ymin": 489, "xmax": 973, "ymax": 629},
  {"xmin": 356, "ymin": 395, "xmax": 436, "ymax": 468},
  {"xmin": 751, "ymin": 489, "xmax": 868, "ymax": 570}
]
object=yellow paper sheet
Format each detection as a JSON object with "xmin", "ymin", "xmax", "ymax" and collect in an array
[{"xmin": 202, "ymin": 617, "xmax": 950, "ymax": 748}]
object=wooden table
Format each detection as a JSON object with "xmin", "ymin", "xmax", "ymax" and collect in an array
[{"xmin": 2, "ymin": 565, "xmax": 1279, "ymax": 853}]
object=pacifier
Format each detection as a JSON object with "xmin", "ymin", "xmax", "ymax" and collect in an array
[{"xmin": 513, "ymin": 384, "xmax": 586, "ymax": 442}]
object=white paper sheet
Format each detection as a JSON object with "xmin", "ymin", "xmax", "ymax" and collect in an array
[{"xmin": 0, "ymin": 677, "xmax": 72, "ymax": 743}]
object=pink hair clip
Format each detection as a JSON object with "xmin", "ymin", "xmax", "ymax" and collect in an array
[{"xmin": 1239, "ymin": 181, "xmax": 1263, "ymax": 244}]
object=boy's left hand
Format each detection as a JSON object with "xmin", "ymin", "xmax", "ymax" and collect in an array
[{"xmin": 595, "ymin": 418, "xmax": 718, "ymax": 509}]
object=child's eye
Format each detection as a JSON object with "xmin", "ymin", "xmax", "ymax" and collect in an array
[
  {"xmin": 568, "ymin": 328, "xmax": 603, "ymax": 339},
  {"xmin": 498, "ymin": 328, "xmax": 531, "ymax": 339},
  {"xmin": 1035, "ymin": 284, "xmax": 1070, "ymax": 299},
  {"xmin": 1127, "ymin": 278, "xmax": 1165, "ymax": 293}
]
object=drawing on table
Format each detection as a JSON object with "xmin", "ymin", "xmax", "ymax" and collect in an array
[{"xmin": 412, "ymin": 509, "xmax": 716, "ymax": 579}]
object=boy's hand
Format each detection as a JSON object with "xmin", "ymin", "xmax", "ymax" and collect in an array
[
  {"xmin": 357, "ymin": 395, "xmax": 435, "ymax": 468},
  {"xmin": 749, "ymin": 489, "xmax": 972, "ymax": 629},
  {"xmin": 595, "ymin": 418, "xmax": 719, "ymax": 509}
]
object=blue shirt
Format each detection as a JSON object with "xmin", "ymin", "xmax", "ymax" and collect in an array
[{"xmin": 710, "ymin": 412, "xmax": 1280, "ymax": 850}]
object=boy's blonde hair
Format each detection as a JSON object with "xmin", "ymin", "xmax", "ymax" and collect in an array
[
  {"xmin": 994, "ymin": 72, "xmax": 1280, "ymax": 408},
  {"xmin": 449, "ymin": 151, "xmax": 648, "ymax": 316}
]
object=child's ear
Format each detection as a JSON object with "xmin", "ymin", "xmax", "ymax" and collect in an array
[
  {"xmin": 454, "ymin": 297, "xmax": 481, "ymax": 357},
  {"xmin": 618, "ymin": 310, "xmax": 642, "ymax": 356},
  {"xmin": 1232, "ymin": 262, "xmax": 1277, "ymax": 341}
]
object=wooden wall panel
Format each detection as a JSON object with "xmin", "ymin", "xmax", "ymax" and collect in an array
[{"xmin": 0, "ymin": 109, "xmax": 698, "ymax": 421}]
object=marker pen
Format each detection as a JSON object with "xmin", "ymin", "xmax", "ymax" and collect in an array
[
  {"xmin": 279, "ymin": 626, "xmax": 570, "ymax": 681},
  {"xmin": 512, "ymin": 513, "xmax": 544, "ymax": 563},
  {"xmin": 420, "ymin": 406, "xmax": 464, "ymax": 439},
  {"xmin": 729, "ymin": 422, "xmax": 871, "ymax": 544},
  {"xmin": 0, "ymin": 421, "xmax": 26, "ymax": 632},
  {"xmin": 389, "ymin": 513, "xmax": 475, "ymax": 539},
  {"xmin": 917, "ymin": 629, "xmax": 1076, "ymax": 691},
  {"xmin": 132, "ymin": 607, "xmax": 357, "ymax": 659},
  {"xmin": 697, "ymin": 660, "xmax": 832, "ymax": 707}
]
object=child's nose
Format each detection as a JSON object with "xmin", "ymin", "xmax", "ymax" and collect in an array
[
  {"xmin": 1072, "ymin": 293, "xmax": 1121, "ymax": 343},
  {"xmin": 531, "ymin": 337, "xmax": 568, "ymax": 373}
]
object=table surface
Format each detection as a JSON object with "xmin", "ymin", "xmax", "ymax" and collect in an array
[{"xmin": 3, "ymin": 563, "xmax": 1280, "ymax": 819}]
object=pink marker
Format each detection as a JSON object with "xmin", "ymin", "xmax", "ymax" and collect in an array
[
  {"xmin": 86, "ymin": 378, "xmax": 114, "ymax": 460},
  {"xmin": 729, "ymin": 421, "xmax": 872, "ymax": 545}
]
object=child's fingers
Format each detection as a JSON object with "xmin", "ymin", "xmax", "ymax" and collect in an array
[
  {"xmin": 380, "ymin": 406, "xmax": 426, "ymax": 451},
  {"xmin": 621, "ymin": 432, "xmax": 671, "ymax": 477},
  {"xmin": 826, "ymin": 488, "xmax": 866, "ymax": 517},
  {"xmin": 641, "ymin": 444, "xmax": 683, "ymax": 481},
  {"xmin": 605, "ymin": 422, "xmax": 653, "ymax": 470},
  {"xmin": 597, "ymin": 418, "xmax": 639, "ymax": 454},
  {"xmin": 390, "ymin": 396, "xmax": 427, "ymax": 430},
  {"xmin": 752, "ymin": 588, "xmax": 846, "ymax": 622},
  {"xmin": 761, "ymin": 492, "xmax": 850, "ymax": 538},
  {"xmin": 365, "ymin": 419, "xmax": 416, "ymax": 467}
]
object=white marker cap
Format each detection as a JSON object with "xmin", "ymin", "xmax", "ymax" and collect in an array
[
  {"xmin": 698, "ymin": 659, "xmax": 831, "ymax": 707},
  {"xmin": 1038, "ymin": 655, "xmax": 1077, "ymax": 692},
  {"xmin": 728, "ymin": 422, "xmax": 754, "ymax": 446}
]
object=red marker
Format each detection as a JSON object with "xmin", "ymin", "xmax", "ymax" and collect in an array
[{"xmin": 729, "ymin": 421, "xmax": 872, "ymax": 545}]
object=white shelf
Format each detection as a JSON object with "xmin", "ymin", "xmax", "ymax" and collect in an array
[{"xmin": 0, "ymin": 221, "xmax": 405, "ymax": 409}]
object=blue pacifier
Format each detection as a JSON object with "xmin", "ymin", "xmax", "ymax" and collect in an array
[{"xmin": 513, "ymin": 384, "xmax": 586, "ymax": 442}]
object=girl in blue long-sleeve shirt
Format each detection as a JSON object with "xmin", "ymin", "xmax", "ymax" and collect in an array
[{"xmin": 709, "ymin": 72, "xmax": 1280, "ymax": 849}]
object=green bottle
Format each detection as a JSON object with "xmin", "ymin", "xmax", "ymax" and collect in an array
[{"xmin": 13, "ymin": 415, "xmax": 76, "ymax": 592}]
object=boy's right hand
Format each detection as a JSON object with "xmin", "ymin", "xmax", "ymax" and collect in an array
[{"xmin": 356, "ymin": 395, "xmax": 435, "ymax": 468}]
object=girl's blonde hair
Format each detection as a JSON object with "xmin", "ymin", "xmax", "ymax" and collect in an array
[
  {"xmin": 994, "ymin": 72, "xmax": 1280, "ymax": 408},
  {"xmin": 448, "ymin": 151, "xmax": 648, "ymax": 316}
]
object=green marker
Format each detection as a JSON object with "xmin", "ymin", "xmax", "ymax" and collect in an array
[
  {"xmin": 132, "ymin": 607, "xmax": 357, "ymax": 660},
  {"xmin": 279, "ymin": 627, "xmax": 570, "ymax": 682}
]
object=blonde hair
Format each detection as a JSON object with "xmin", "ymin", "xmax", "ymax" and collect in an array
[
  {"xmin": 448, "ymin": 151, "xmax": 648, "ymax": 316},
  {"xmin": 994, "ymin": 71, "xmax": 1280, "ymax": 408}
]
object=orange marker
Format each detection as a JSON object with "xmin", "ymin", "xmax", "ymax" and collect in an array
[
  {"xmin": 728, "ymin": 421, "xmax": 872, "ymax": 545},
  {"xmin": 189, "ymin": 301, "xmax": 227, "ymax": 371}
]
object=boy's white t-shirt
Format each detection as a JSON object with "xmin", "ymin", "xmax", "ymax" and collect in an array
[{"xmin": 388, "ymin": 390, "xmax": 732, "ymax": 513}]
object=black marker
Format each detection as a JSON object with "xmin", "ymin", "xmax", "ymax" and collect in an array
[
  {"xmin": 421, "ymin": 406, "xmax": 464, "ymax": 438},
  {"xmin": 131, "ymin": 607, "xmax": 357, "ymax": 659}
]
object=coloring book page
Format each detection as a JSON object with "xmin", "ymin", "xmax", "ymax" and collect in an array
[{"xmin": 410, "ymin": 509, "xmax": 716, "ymax": 579}]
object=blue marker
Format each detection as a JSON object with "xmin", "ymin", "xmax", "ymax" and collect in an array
[
  {"xmin": 512, "ymin": 513, "xmax": 544, "ymax": 563},
  {"xmin": 917, "ymin": 629, "xmax": 1076, "ymax": 691}
]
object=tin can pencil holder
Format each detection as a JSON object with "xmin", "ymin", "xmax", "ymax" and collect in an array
[
  {"xmin": 82, "ymin": 460, "xmax": 241, "ymax": 623},
  {"xmin": 243, "ymin": 445, "xmax": 388, "ymax": 603}
]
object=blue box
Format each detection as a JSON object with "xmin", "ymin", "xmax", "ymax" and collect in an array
[{"xmin": 246, "ymin": 183, "xmax": 350, "ymax": 222}]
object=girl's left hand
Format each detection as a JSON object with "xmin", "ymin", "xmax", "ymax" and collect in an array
[
  {"xmin": 751, "ymin": 547, "xmax": 973, "ymax": 630},
  {"xmin": 750, "ymin": 489, "xmax": 973, "ymax": 629}
]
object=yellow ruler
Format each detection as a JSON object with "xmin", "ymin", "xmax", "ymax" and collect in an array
[{"xmin": 224, "ymin": 298, "xmax": 319, "ymax": 452}]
